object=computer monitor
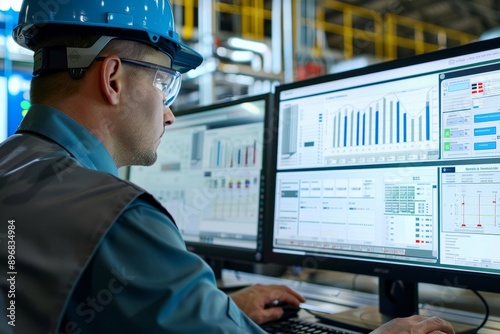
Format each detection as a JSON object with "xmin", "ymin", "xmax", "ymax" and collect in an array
[
  {"xmin": 129, "ymin": 93, "xmax": 272, "ymax": 272},
  {"xmin": 266, "ymin": 37, "xmax": 500, "ymax": 332}
]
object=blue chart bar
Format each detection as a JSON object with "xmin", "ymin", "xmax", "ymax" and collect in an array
[
  {"xmin": 397, "ymin": 101, "xmax": 400, "ymax": 143},
  {"xmin": 403, "ymin": 113, "xmax": 407, "ymax": 143},
  {"xmin": 426, "ymin": 98, "xmax": 430, "ymax": 140},
  {"xmin": 356, "ymin": 112, "xmax": 360, "ymax": 146},
  {"xmin": 368, "ymin": 107, "xmax": 372, "ymax": 146},
  {"xmin": 344, "ymin": 114, "xmax": 348, "ymax": 147},
  {"xmin": 362, "ymin": 113, "xmax": 366, "ymax": 145},
  {"xmin": 375, "ymin": 111, "xmax": 379, "ymax": 145},
  {"xmin": 350, "ymin": 111, "xmax": 355, "ymax": 146}
]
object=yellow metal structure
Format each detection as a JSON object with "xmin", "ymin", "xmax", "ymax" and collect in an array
[
  {"xmin": 383, "ymin": 13, "xmax": 476, "ymax": 59},
  {"xmin": 174, "ymin": 0, "xmax": 477, "ymax": 61},
  {"xmin": 296, "ymin": 0, "xmax": 477, "ymax": 61},
  {"xmin": 170, "ymin": 0, "xmax": 479, "ymax": 104}
]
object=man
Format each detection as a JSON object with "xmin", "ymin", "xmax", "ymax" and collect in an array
[{"xmin": 0, "ymin": 1, "xmax": 454, "ymax": 333}]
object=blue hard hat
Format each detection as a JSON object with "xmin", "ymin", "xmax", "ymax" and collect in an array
[{"xmin": 13, "ymin": 0, "xmax": 203, "ymax": 73}]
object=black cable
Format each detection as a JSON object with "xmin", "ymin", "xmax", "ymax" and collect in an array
[
  {"xmin": 471, "ymin": 290, "xmax": 489, "ymax": 332},
  {"xmin": 303, "ymin": 308, "xmax": 315, "ymax": 317}
]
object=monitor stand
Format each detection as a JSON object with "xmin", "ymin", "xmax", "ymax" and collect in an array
[
  {"xmin": 309, "ymin": 278, "xmax": 478, "ymax": 334},
  {"xmin": 205, "ymin": 257, "xmax": 225, "ymax": 280}
]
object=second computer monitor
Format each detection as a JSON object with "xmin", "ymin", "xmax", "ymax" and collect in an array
[{"xmin": 129, "ymin": 93, "xmax": 272, "ymax": 263}]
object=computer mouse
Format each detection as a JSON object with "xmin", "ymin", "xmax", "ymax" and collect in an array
[
  {"xmin": 280, "ymin": 303, "xmax": 301, "ymax": 319},
  {"xmin": 265, "ymin": 301, "xmax": 300, "ymax": 319}
]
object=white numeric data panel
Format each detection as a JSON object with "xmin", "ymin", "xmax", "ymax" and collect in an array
[
  {"xmin": 273, "ymin": 166, "xmax": 439, "ymax": 263},
  {"xmin": 440, "ymin": 163, "xmax": 500, "ymax": 270}
]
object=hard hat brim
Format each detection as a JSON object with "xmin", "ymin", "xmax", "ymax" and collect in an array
[{"xmin": 13, "ymin": 23, "xmax": 203, "ymax": 73}]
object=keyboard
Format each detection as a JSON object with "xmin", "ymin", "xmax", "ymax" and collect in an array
[{"xmin": 261, "ymin": 317, "xmax": 365, "ymax": 334}]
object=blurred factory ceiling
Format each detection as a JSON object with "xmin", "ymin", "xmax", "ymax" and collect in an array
[
  {"xmin": 335, "ymin": 0, "xmax": 500, "ymax": 38},
  {"xmin": 179, "ymin": 0, "xmax": 500, "ymax": 105}
]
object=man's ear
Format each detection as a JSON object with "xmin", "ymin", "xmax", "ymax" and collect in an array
[{"xmin": 99, "ymin": 56, "xmax": 123, "ymax": 105}]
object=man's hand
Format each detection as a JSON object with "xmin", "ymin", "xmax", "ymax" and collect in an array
[
  {"xmin": 228, "ymin": 284, "xmax": 305, "ymax": 324},
  {"xmin": 370, "ymin": 315, "xmax": 455, "ymax": 334}
]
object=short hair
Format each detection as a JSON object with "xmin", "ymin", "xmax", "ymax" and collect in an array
[{"xmin": 29, "ymin": 36, "xmax": 157, "ymax": 104}]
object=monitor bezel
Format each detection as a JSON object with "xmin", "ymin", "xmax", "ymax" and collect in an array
[{"xmin": 264, "ymin": 37, "xmax": 500, "ymax": 295}]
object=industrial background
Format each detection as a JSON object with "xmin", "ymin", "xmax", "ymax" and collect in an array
[{"xmin": 1, "ymin": 0, "xmax": 500, "ymax": 139}]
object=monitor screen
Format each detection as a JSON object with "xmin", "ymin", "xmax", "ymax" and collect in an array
[
  {"xmin": 129, "ymin": 93, "xmax": 272, "ymax": 264},
  {"xmin": 266, "ymin": 38, "xmax": 500, "ymax": 331}
]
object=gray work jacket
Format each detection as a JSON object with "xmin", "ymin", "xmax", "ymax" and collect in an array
[{"xmin": 0, "ymin": 133, "xmax": 171, "ymax": 334}]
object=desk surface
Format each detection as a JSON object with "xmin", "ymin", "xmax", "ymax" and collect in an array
[{"xmin": 220, "ymin": 269, "xmax": 500, "ymax": 334}]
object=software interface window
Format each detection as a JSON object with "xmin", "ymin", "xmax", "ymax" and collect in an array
[
  {"xmin": 272, "ymin": 44, "xmax": 500, "ymax": 276},
  {"xmin": 130, "ymin": 97, "xmax": 267, "ymax": 253}
]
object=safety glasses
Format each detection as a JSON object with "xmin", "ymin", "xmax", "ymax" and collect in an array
[{"xmin": 95, "ymin": 57, "xmax": 182, "ymax": 107}]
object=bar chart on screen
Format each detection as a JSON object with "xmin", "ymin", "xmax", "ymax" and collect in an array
[
  {"xmin": 203, "ymin": 123, "xmax": 263, "ymax": 170},
  {"xmin": 322, "ymin": 84, "xmax": 440, "ymax": 165},
  {"xmin": 278, "ymin": 75, "xmax": 441, "ymax": 169}
]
